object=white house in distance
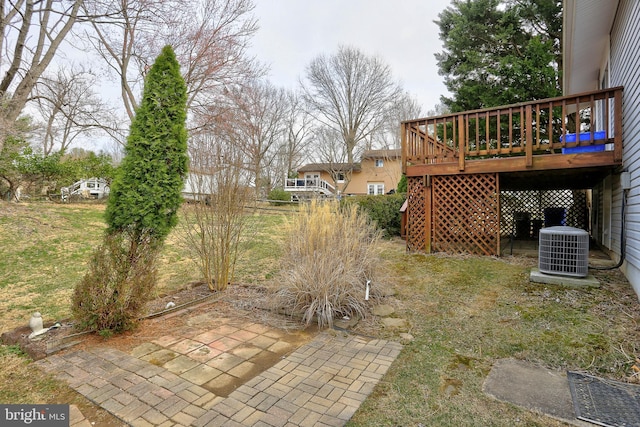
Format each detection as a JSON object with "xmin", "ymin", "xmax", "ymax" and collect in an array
[
  {"xmin": 564, "ymin": 0, "xmax": 640, "ymax": 297},
  {"xmin": 61, "ymin": 178, "xmax": 110, "ymax": 201}
]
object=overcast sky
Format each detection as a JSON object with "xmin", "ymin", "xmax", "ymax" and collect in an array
[{"xmin": 247, "ymin": 0, "xmax": 453, "ymax": 115}]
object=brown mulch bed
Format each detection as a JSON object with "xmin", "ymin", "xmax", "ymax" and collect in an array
[{"xmin": 1, "ymin": 282, "xmax": 390, "ymax": 360}]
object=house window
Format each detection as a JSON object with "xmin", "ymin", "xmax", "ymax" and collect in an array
[
  {"xmin": 368, "ymin": 183, "xmax": 384, "ymax": 195},
  {"xmin": 305, "ymin": 173, "xmax": 319, "ymax": 186},
  {"xmin": 375, "ymin": 159, "xmax": 384, "ymax": 167},
  {"xmin": 336, "ymin": 173, "xmax": 345, "ymax": 183}
]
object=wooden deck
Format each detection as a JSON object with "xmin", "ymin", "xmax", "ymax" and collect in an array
[
  {"xmin": 402, "ymin": 87, "xmax": 623, "ymax": 190},
  {"xmin": 401, "ymin": 87, "xmax": 624, "ymax": 256}
]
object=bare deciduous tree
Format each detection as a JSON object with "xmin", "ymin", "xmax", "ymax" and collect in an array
[
  {"xmin": 280, "ymin": 89, "xmax": 312, "ymax": 178},
  {"xmin": 82, "ymin": 0, "xmax": 175, "ymax": 121},
  {"xmin": 155, "ymin": 0, "xmax": 262, "ymax": 115},
  {"xmin": 266, "ymin": 89, "xmax": 311, "ymax": 189},
  {"xmin": 0, "ymin": 0, "xmax": 84, "ymax": 154},
  {"xmin": 301, "ymin": 45, "xmax": 402, "ymax": 164},
  {"xmin": 33, "ymin": 66, "xmax": 116, "ymax": 155},
  {"xmin": 312, "ymin": 125, "xmax": 357, "ymax": 194},
  {"xmin": 372, "ymin": 90, "xmax": 423, "ymax": 150},
  {"xmin": 226, "ymin": 80, "xmax": 288, "ymax": 198},
  {"xmin": 83, "ymin": 0, "xmax": 261, "ymax": 127}
]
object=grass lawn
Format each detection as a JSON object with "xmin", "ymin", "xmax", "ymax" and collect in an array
[{"xmin": 1, "ymin": 200, "xmax": 639, "ymax": 426}]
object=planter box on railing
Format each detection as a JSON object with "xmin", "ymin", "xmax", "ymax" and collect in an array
[{"xmin": 560, "ymin": 131, "xmax": 607, "ymax": 154}]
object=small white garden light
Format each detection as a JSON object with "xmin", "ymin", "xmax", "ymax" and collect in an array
[{"xmin": 28, "ymin": 312, "xmax": 48, "ymax": 339}]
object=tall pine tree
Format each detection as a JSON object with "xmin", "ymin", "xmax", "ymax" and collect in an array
[
  {"xmin": 73, "ymin": 45, "xmax": 188, "ymax": 333},
  {"xmin": 435, "ymin": 0, "xmax": 562, "ymax": 112}
]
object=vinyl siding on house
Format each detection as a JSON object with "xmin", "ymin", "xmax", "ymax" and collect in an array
[{"xmin": 610, "ymin": 0, "xmax": 640, "ymax": 294}]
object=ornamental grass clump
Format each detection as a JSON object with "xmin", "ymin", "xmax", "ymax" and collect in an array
[{"xmin": 273, "ymin": 200, "xmax": 383, "ymax": 328}]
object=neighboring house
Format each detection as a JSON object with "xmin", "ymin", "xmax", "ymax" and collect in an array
[
  {"xmin": 61, "ymin": 178, "xmax": 110, "ymax": 201},
  {"xmin": 356, "ymin": 149, "xmax": 403, "ymax": 195},
  {"xmin": 183, "ymin": 170, "xmax": 215, "ymax": 202},
  {"xmin": 400, "ymin": 0, "xmax": 640, "ymax": 296},
  {"xmin": 284, "ymin": 149, "xmax": 402, "ymax": 198},
  {"xmin": 564, "ymin": 0, "xmax": 640, "ymax": 296}
]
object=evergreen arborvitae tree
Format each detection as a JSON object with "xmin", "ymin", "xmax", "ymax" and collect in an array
[
  {"xmin": 106, "ymin": 45, "xmax": 188, "ymax": 245},
  {"xmin": 73, "ymin": 45, "xmax": 188, "ymax": 334}
]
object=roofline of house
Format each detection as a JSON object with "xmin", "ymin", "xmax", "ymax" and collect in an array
[
  {"xmin": 361, "ymin": 148, "xmax": 401, "ymax": 159},
  {"xmin": 563, "ymin": 0, "xmax": 619, "ymax": 95},
  {"xmin": 297, "ymin": 163, "xmax": 362, "ymax": 173}
]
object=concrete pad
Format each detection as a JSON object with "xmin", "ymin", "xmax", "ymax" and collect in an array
[
  {"xmin": 228, "ymin": 361, "xmax": 256, "ymax": 378},
  {"xmin": 180, "ymin": 364, "xmax": 223, "ymax": 385},
  {"xmin": 192, "ymin": 330, "xmax": 223, "ymax": 344},
  {"xmin": 163, "ymin": 355, "xmax": 201, "ymax": 375},
  {"xmin": 131, "ymin": 342, "xmax": 163, "ymax": 358},
  {"xmin": 169, "ymin": 338, "xmax": 205, "ymax": 355},
  {"xmin": 230, "ymin": 344, "xmax": 263, "ymax": 360},
  {"xmin": 249, "ymin": 335, "xmax": 277, "ymax": 349},
  {"xmin": 483, "ymin": 358, "xmax": 592, "ymax": 427},
  {"xmin": 230, "ymin": 330, "xmax": 259, "ymax": 341},
  {"xmin": 267, "ymin": 341, "xmax": 292, "ymax": 354},
  {"xmin": 209, "ymin": 336, "xmax": 243, "ymax": 352},
  {"xmin": 141, "ymin": 349, "xmax": 178, "ymax": 365},
  {"xmin": 151, "ymin": 335, "xmax": 182, "ymax": 347},
  {"xmin": 529, "ymin": 268, "xmax": 600, "ymax": 288},
  {"xmin": 204, "ymin": 372, "xmax": 236, "ymax": 392},
  {"xmin": 207, "ymin": 353, "xmax": 245, "ymax": 371},
  {"xmin": 187, "ymin": 346, "xmax": 222, "ymax": 363}
]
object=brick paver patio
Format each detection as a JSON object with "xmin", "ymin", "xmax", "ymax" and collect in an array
[{"xmin": 36, "ymin": 316, "xmax": 402, "ymax": 426}]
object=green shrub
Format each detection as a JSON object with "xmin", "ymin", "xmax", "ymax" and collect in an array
[
  {"xmin": 267, "ymin": 188, "xmax": 291, "ymax": 205},
  {"xmin": 397, "ymin": 174, "xmax": 407, "ymax": 193},
  {"xmin": 72, "ymin": 234, "xmax": 159, "ymax": 333},
  {"xmin": 272, "ymin": 200, "xmax": 383, "ymax": 328},
  {"xmin": 342, "ymin": 193, "xmax": 405, "ymax": 237}
]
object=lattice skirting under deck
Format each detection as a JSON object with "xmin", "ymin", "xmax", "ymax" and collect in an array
[
  {"xmin": 432, "ymin": 173, "xmax": 499, "ymax": 256},
  {"xmin": 406, "ymin": 176, "xmax": 427, "ymax": 251},
  {"xmin": 406, "ymin": 173, "xmax": 500, "ymax": 256}
]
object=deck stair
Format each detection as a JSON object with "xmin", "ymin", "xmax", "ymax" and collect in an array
[{"xmin": 284, "ymin": 178, "xmax": 335, "ymax": 200}]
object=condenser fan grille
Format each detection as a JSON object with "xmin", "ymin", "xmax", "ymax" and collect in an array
[{"xmin": 539, "ymin": 226, "xmax": 589, "ymax": 277}]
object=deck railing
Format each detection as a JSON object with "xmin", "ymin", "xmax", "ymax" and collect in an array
[
  {"xmin": 402, "ymin": 87, "xmax": 623, "ymax": 172},
  {"xmin": 284, "ymin": 178, "xmax": 335, "ymax": 195}
]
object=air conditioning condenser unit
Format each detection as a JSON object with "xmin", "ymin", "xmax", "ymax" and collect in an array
[{"xmin": 538, "ymin": 226, "xmax": 589, "ymax": 278}]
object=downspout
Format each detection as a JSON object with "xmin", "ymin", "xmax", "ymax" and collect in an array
[{"xmin": 590, "ymin": 186, "xmax": 628, "ymax": 270}]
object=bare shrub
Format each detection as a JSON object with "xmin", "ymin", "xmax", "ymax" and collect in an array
[
  {"xmin": 181, "ymin": 132, "xmax": 252, "ymax": 291},
  {"xmin": 72, "ymin": 233, "xmax": 159, "ymax": 334},
  {"xmin": 272, "ymin": 200, "xmax": 383, "ymax": 328}
]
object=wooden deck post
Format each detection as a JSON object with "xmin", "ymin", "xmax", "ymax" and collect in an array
[
  {"xmin": 495, "ymin": 173, "xmax": 501, "ymax": 256},
  {"xmin": 458, "ymin": 114, "xmax": 465, "ymax": 171},
  {"xmin": 424, "ymin": 175, "xmax": 432, "ymax": 253},
  {"xmin": 525, "ymin": 105, "xmax": 533, "ymax": 167},
  {"xmin": 401, "ymin": 122, "xmax": 407, "ymax": 174},
  {"xmin": 614, "ymin": 89, "xmax": 623, "ymax": 163}
]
